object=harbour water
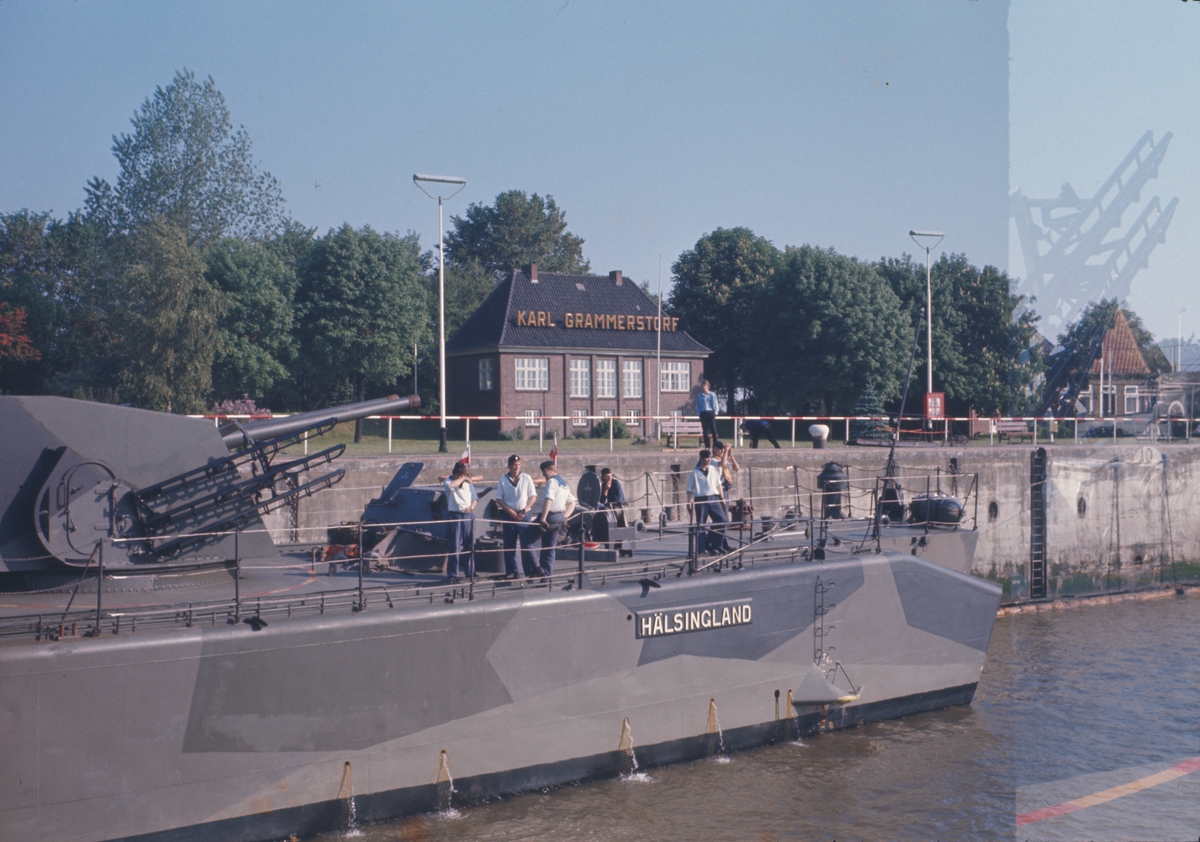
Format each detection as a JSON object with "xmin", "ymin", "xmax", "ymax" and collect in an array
[{"xmin": 314, "ymin": 594, "xmax": 1200, "ymax": 841}]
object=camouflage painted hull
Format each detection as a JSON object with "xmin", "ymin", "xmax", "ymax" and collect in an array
[{"xmin": 1, "ymin": 551, "xmax": 1000, "ymax": 842}]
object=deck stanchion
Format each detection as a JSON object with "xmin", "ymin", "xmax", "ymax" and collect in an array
[
  {"xmin": 388, "ymin": 417, "xmax": 393, "ymax": 453},
  {"xmin": 95, "ymin": 539, "xmax": 104, "ymax": 636},
  {"xmin": 357, "ymin": 522, "xmax": 364, "ymax": 611},
  {"xmin": 792, "ymin": 418, "xmax": 796, "ymax": 448},
  {"xmin": 234, "ymin": 529, "xmax": 241, "ymax": 622},
  {"xmin": 577, "ymin": 536, "xmax": 585, "ymax": 590}
]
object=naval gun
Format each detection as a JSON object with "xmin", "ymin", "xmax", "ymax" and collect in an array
[{"xmin": 0, "ymin": 394, "xmax": 419, "ymax": 581}]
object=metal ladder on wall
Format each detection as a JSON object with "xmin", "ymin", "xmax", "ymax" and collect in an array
[{"xmin": 1029, "ymin": 448, "xmax": 1048, "ymax": 600}]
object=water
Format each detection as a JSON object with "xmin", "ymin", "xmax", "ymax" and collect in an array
[{"xmin": 315, "ymin": 595, "xmax": 1200, "ymax": 841}]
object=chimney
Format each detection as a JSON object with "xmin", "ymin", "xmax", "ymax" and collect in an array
[
  {"xmin": 609, "ymin": 270, "xmax": 623, "ymax": 286},
  {"xmin": 527, "ymin": 263, "xmax": 538, "ymax": 283}
]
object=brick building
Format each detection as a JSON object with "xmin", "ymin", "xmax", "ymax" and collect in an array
[
  {"xmin": 1083, "ymin": 308, "xmax": 1153, "ymax": 416},
  {"xmin": 445, "ymin": 264, "xmax": 711, "ymax": 437}
]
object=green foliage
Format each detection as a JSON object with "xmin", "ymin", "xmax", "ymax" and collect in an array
[
  {"xmin": 205, "ymin": 239, "xmax": 297, "ymax": 404},
  {"xmin": 591, "ymin": 418, "xmax": 630, "ymax": 439},
  {"xmin": 84, "ymin": 69, "xmax": 285, "ymax": 245},
  {"xmin": 113, "ymin": 218, "xmax": 223, "ymax": 412},
  {"xmin": 849, "ymin": 385, "xmax": 890, "ymax": 441},
  {"xmin": 295, "ymin": 225, "xmax": 428, "ymax": 411},
  {"xmin": 877, "ymin": 253, "xmax": 1040, "ymax": 415},
  {"xmin": 668, "ymin": 228, "xmax": 780, "ymax": 408},
  {"xmin": 498, "ymin": 426, "xmax": 525, "ymax": 442},
  {"xmin": 742, "ymin": 245, "xmax": 909, "ymax": 415},
  {"xmin": 445, "ymin": 190, "xmax": 588, "ymax": 279}
]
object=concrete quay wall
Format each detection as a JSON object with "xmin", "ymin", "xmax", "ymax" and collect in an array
[{"xmin": 260, "ymin": 444, "xmax": 1200, "ymax": 582}]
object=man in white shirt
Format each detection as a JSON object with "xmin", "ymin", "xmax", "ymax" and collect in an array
[
  {"xmin": 496, "ymin": 454, "xmax": 539, "ymax": 579},
  {"xmin": 533, "ymin": 460, "xmax": 576, "ymax": 577},
  {"xmin": 443, "ymin": 462, "xmax": 478, "ymax": 582},
  {"xmin": 687, "ymin": 449, "xmax": 728, "ymax": 554}
]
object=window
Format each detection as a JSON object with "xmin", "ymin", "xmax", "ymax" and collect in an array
[
  {"xmin": 569, "ymin": 359, "xmax": 590, "ymax": 398},
  {"xmin": 622, "ymin": 360, "xmax": 643, "ymax": 398},
  {"xmin": 1101, "ymin": 384, "xmax": 1116, "ymax": 415},
  {"xmin": 572, "ymin": 410, "xmax": 588, "ymax": 427},
  {"xmin": 524, "ymin": 409, "xmax": 541, "ymax": 427},
  {"xmin": 1124, "ymin": 386, "xmax": 1139, "ymax": 415},
  {"xmin": 478, "ymin": 358, "xmax": 494, "ymax": 391},
  {"xmin": 625, "ymin": 409, "xmax": 640, "ymax": 425},
  {"xmin": 661, "ymin": 361, "xmax": 690, "ymax": 392},
  {"xmin": 515, "ymin": 357, "xmax": 549, "ymax": 391},
  {"xmin": 600, "ymin": 409, "xmax": 614, "ymax": 418},
  {"xmin": 669, "ymin": 409, "xmax": 683, "ymax": 417},
  {"xmin": 1078, "ymin": 386, "xmax": 1093, "ymax": 414},
  {"xmin": 596, "ymin": 359, "xmax": 616, "ymax": 398}
]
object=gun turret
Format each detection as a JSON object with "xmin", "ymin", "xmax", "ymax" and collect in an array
[{"xmin": 220, "ymin": 394, "xmax": 420, "ymax": 449}]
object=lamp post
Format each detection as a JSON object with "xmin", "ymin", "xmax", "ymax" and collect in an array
[
  {"xmin": 908, "ymin": 230, "xmax": 944, "ymax": 398},
  {"xmin": 414, "ymin": 173, "xmax": 467, "ymax": 453}
]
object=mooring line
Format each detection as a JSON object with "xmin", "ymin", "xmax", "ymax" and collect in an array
[{"xmin": 1015, "ymin": 756, "xmax": 1200, "ymax": 826}]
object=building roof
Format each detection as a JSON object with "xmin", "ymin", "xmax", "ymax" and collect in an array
[
  {"xmin": 1089, "ymin": 309, "xmax": 1151, "ymax": 377},
  {"xmin": 446, "ymin": 267, "xmax": 711, "ymax": 356}
]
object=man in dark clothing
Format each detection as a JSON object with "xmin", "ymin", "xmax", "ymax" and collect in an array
[{"xmin": 741, "ymin": 418, "xmax": 781, "ymax": 449}]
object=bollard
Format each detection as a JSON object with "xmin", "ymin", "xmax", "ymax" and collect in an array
[{"xmin": 809, "ymin": 424, "xmax": 830, "ymax": 450}]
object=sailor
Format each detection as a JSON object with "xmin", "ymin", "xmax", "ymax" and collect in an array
[
  {"xmin": 687, "ymin": 448, "xmax": 728, "ymax": 554},
  {"xmin": 740, "ymin": 417, "xmax": 781, "ymax": 449},
  {"xmin": 533, "ymin": 460, "xmax": 576, "ymax": 577},
  {"xmin": 597, "ymin": 468, "xmax": 626, "ymax": 524},
  {"xmin": 443, "ymin": 462, "xmax": 478, "ymax": 583},
  {"xmin": 496, "ymin": 454, "xmax": 539, "ymax": 579}
]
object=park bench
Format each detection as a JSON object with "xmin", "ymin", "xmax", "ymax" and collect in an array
[
  {"xmin": 664, "ymin": 418, "xmax": 705, "ymax": 448},
  {"xmin": 995, "ymin": 420, "xmax": 1034, "ymax": 444}
]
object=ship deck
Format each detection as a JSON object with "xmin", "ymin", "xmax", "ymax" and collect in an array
[{"xmin": 0, "ymin": 518, "xmax": 910, "ymax": 642}]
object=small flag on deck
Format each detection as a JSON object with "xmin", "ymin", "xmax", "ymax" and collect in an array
[
  {"xmin": 457, "ymin": 443, "xmax": 470, "ymax": 466},
  {"xmin": 549, "ymin": 433, "xmax": 558, "ymax": 465}
]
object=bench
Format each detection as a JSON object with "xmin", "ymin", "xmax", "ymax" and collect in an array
[
  {"xmin": 664, "ymin": 418, "xmax": 705, "ymax": 447},
  {"xmin": 995, "ymin": 420, "xmax": 1034, "ymax": 444}
]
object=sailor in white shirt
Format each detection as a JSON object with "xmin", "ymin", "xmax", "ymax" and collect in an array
[
  {"xmin": 687, "ymin": 449, "xmax": 728, "ymax": 553},
  {"xmin": 443, "ymin": 462, "xmax": 478, "ymax": 581},
  {"xmin": 496, "ymin": 454, "xmax": 539, "ymax": 578},
  {"xmin": 533, "ymin": 460, "xmax": 576, "ymax": 576}
]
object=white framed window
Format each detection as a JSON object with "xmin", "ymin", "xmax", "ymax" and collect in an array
[
  {"xmin": 661, "ymin": 361, "xmax": 690, "ymax": 392},
  {"xmin": 600, "ymin": 409, "xmax": 614, "ymax": 418},
  {"xmin": 569, "ymin": 359, "xmax": 590, "ymax": 398},
  {"xmin": 1124, "ymin": 386, "xmax": 1139, "ymax": 415},
  {"xmin": 1101, "ymin": 384, "xmax": 1116, "ymax": 415},
  {"xmin": 524, "ymin": 409, "xmax": 541, "ymax": 427},
  {"xmin": 572, "ymin": 409, "xmax": 588, "ymax": 427},
  {"xmin": 1078, "ymin": 385, "xmax": 1093, "ymax": 414},
  {"xmin": 625, "ymin": 409, "xmax": 640, "ymax": 425},
  {"xmin": 515, "ymin": 357, "xmax": 549, "ymax": 391},
  {"xmin": 622, "ymin": 360, "xmax": 643, "ymax": 398},
  {"xmin": 669, "ymin": 409, "xmax": 683, "ymax": 417},
  {"xmin": 596, "ymin": 359, "xmax": 616, "ymax": 398},
  {"xmin": 478, "ymin": 358, "xmax": 494, "ymax": 391}
]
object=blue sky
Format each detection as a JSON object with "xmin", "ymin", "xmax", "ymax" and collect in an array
[{"xmin": 1, "ymin": 1, "xmax": 1195, "ymax": 341}]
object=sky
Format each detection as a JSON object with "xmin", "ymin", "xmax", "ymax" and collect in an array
[{"xmin": 0, "ymin": 0, "xmax": 1195, "ymax": 342}]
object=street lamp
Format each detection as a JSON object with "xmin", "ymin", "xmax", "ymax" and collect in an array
[
  {"xmin": 908, "ymin": 230, "xmax": 944, "ymax": 397},
  {"xmin": 414, "ymin": 173, "xmax": 467, "ymax": 453}
]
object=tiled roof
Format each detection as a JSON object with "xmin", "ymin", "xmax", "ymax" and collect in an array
[
  {"xmin": 1089, "ymin": 309, "xmax": 1150, "ymax": 376},
  {"xmin": 446, "ymin": 268, "xmax": 711, "ymax": 356}
]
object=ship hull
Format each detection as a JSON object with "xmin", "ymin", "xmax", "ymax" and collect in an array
[{"xmin": 0, "ymin": 552, "xmax": 999, "ymax": 842}]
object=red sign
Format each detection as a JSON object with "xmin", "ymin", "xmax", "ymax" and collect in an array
[{"xmin": 924, "ymin": 392, "xmax": 945, "ymax": 420}]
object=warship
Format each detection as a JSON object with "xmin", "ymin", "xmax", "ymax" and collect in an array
[{"xmin": 0, "ymin": 394, "xmax": 1000, "ymax": 842}]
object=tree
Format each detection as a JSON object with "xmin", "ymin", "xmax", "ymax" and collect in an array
[
  {"xmin": 444, "ymin": 190, "xmax": 588, "ymax": 278},
  {"xmin": 668, "ymin": 228, "xmax": 780, "ymax": 408},
  {"xmin": 113, "ymin": 218, "xmax": 223, "ymax": 412},
  {"xmin": 741, "ymin": 245, "xmax": 910, "ymax": 415},
  {"xmin": 205, "ymin": 239, "xmax": 298, "ymax": 406},
  {"xmin": 1058, "ymin": 299, "xmax": 1170, "ymax": 377},
  {"xmin": 877, "ymin": 253, "xmax": 1040, "ymax": 415},
  {"xmin": 0, "ymin": 304, "xmax": 39, "ymax": 363},
  {"xmin": 296, "ymin": 225, "xmax": 428, "ymax": 439},
  {"xmin": 85, "ymin": 69, "xmax": 286, "ymax": 246}
]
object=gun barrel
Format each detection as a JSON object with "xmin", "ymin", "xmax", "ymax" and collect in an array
[{"xmin": 221, "ymin": 394, "xmax": 421, "ymax": 449}]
